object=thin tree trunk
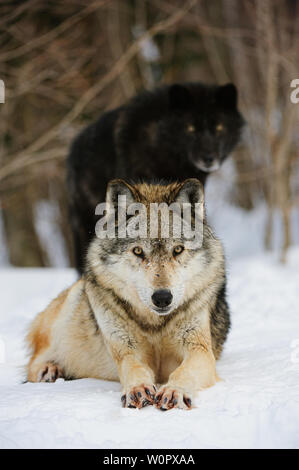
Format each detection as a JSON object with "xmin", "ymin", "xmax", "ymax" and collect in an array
[{"xmin": 2, "ymin": 189, "xmax": 47, "ymax": 266}]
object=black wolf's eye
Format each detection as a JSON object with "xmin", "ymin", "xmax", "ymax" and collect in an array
[
  {"xmin": 187, "ymin": 124, "xmax": 195, "ymax": 133},
  {"xmin": 173, "ymin": 245, "xmax": 184, "ymax": 256},
  {"xmin": 216, "ymin": 123, "xmax": 224, "ymax": 133},
  {"xmin": 133, "ymin": 246, "xmax": 144, "ymax": 257}
]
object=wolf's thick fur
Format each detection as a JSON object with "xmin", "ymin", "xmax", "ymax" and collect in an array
[
  {"xmin": 67, "ymin": 82, "xmax": 244, "ymax": 272},
  {"xmin": 27, "ymin": 179, "xmax": 230, "ymax": 410}
]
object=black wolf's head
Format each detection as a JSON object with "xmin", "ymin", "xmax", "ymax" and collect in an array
[{"xmin": 159, "ymin": 83, "xmax": 244, "ymax": 172}]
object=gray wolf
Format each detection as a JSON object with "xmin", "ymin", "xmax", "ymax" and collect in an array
[{"xmin": 27, "ymin": 178, "xmax": 230, "ymax": 410}]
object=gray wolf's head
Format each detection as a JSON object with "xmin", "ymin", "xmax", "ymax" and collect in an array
[{"xmin": 88, "ymin": 179, "xmax": 223, "ymax": 316}]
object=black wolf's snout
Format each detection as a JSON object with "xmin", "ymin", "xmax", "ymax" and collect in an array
[
  {"xmin": 205, "ymin": 154, "xmax": 216, "ymax": 164},
  {"xmin": 152, "ymin": 289, "xmax": 173, "ymax": 309}
]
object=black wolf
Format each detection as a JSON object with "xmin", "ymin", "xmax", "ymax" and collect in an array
[{"xmin": 67, "ymin": 82, "xmax": 244, "ymax": 272}]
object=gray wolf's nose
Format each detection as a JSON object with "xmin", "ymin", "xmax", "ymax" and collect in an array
[{"xmin": 152, "ymin": 289, "xmax": 173, "ymax": 308}]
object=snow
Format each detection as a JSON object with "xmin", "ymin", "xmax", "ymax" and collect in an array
[
  {"xmin": 0, "ymin": 246, "xmax": 299, "ymax": 449},
  {"xmin": 34, "ymin": 200, "xmax": 70, "ymax": 268}
]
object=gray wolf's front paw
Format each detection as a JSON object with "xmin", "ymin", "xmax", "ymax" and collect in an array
[
  {"xmin": 121, "ymin": 384, "xmax": 156, "ymax": 409},
  {"xmin": 37, "ymin": 363, "xmax": 63, "ymax": 382},
  {"xmin": 155, "ymin": 385, "xmax": 192, "ymax": 411}
]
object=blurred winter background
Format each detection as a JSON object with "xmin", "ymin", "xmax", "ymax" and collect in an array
[
  {"xmin": 0, "ymin": 0, "xmax": 299, "ymax": 449},
  {"xmin": 0, "ymin": 0, "xmax": 298, "ymax": 267}
]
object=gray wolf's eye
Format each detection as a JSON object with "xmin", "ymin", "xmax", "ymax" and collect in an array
[
  {"xmin": 187, "ymin": 124, "xmax": 195, "ymax": 133},
  {"xmin": 133, "ymin": 246, "xmax": 144, "ymax": 258},
  {"xmin": 216, "ymin": 123, "xmax": 224, "ymax": 133},
  {"xmin": 173, "ymin": 245, "xmax": 184, "ymax": 257}
]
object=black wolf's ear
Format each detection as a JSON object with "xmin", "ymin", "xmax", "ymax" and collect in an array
[
  {"xmin": 106, "ymin": 179, "xmax": 137, "ymax": 212},
  {"xmin": 169, "ymin": 84, "xmax": 192, "ymax": 110},
  {"xmin": 216, "ymin": 83, "xmax": 237, "ymax": 109},
  {"xmin": 173, "ymin": 178, "xmax": 204, "ymax": 206}
]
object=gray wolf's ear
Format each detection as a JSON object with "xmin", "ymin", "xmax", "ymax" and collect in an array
[
  {"xmin": 174, "ymin": 178, "xmax": 204, "ymax": 206},
  {"xmin": 106, "ymin": 179, "xmax": 137, "ymax": 212},
  {"xmin": 169, "ymin": 84, "xmax": 192, "ymax": 110},
  {"xmin": 216, "ymin": 83, "xmax": 237, "ymax": 109}
]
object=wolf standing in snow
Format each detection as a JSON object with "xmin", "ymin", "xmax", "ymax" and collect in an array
[
  {"xmin": 67, "ymin": 82, "xmax": 244, "ymax": 272},
  {"xmin": 26, "ymin": 179, "xmax": 230, "ymax": 410}
]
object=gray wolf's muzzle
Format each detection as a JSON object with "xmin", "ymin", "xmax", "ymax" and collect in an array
[{"xmin": 151, "ymin": 289, "xmax": 173, "ymax": 314}]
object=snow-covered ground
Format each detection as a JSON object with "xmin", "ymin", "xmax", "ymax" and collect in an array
[
  {"xmin": 0, "ymin": 247, "xmax": 299, "ymax": 449},
  {"xmin": 0, "ymin": 160, "xmax": 299, "ymax": 448}
]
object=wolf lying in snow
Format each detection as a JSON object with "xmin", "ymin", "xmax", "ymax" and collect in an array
[{"xmin": 26, "ymin": 178, "xmax": 230, "ymax": 410}]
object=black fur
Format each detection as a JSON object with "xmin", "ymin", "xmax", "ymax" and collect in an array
[
  {"xmin": 210, "ymin": 281, "xmax": 231, "ymax": 359},
  {"xmin": 67, "ymin": 82, "xmax": 244, "ymax": 272}
]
